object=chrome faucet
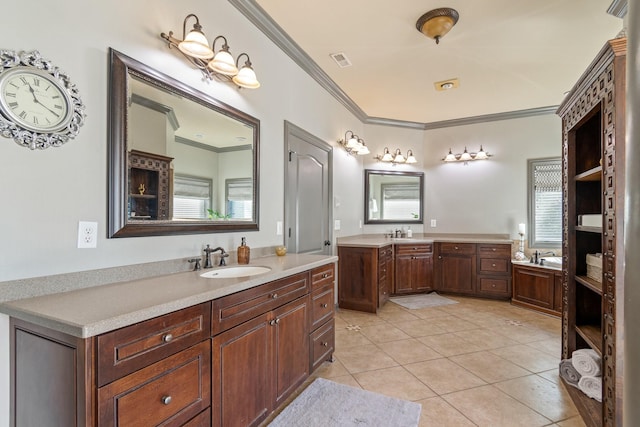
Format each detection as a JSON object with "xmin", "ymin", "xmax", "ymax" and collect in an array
[
  {"xmin": 531, "ymin": 250, "xmax": 555, "ymax": 265},
  {"xmin": 204, "ymin": 244, "xmax": 229, "ymax": 267}
]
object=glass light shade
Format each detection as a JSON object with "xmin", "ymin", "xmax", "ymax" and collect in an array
[
  {"xmin": 475, "ymin": 146, "xmax": 488, "ymax": 160},
  {"xmin": 346, "ymin": 135, "xmax": 359, "ymax": 148},
  {"xmin": 406, "ymin": 150, "xmax": 417, "ymax": 164},
  {"xmin": 209, "ymin": 49, "xmax": 239, "ymax": 76},
  {"xmin": 444, "ymin": 149, "xmax": 456, "ymax": 162},
  {"xmin": 460, "ymin": 148, "xmax": 472, "ymax": 162},
  {"xmin": 381, "ymin": 148, "xmax": 393, "ymax": 162},
  {"xmin": 393, "ymin": 149, "xmax": 405, "ymax": 163},
  {"xmin": 178, "ymin": 30, "xmax": 214, "ymax": 59},
  {"xmin": 232, "ymin": 65, "xmax": 260, "ymax": 89},
  {"xmin": 357, "ymin": 143, "xmax": 370, "ymax": 155},
  {"xmin": 420, "ymin": 16, "xmax": 456, "ymax": 40}
]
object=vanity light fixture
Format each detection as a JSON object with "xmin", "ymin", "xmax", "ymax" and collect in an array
[
  {"xmin": 160, "ymin": 13, "xmax": 260, "ymax": 89},
  {"xmin": 338, "ymin": 130, "xmax": 370, "ymax": 156},
  {"xmin": 375, "ymin": 148, "xmax": 417, "ymax": 165},
  {"xmin": 443, "ymin": 146, "xmax": 491, "ymax": 165}
]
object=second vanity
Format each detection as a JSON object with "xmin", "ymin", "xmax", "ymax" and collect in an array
[
  {"xmin": 337, "ymin": 234, "xmax": 514, "ymax": 313},
  {"xmin": 1, "ymin": 253, "xmax": 337, "ymax": 427},
  {"xmin": 511, "ymin": 259, "xmax": 562, "ymax": 317}
]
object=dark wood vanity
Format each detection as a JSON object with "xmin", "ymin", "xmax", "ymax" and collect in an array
[
  {"xmin": 338, "ymin": 236, "xmax": 512, "ymax": 313},
  {"xmin": 8, "ymin": 260, "xmax": 336, "ymax": 427}
]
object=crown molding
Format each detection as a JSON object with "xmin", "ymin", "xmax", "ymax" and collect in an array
[
  {"xmin": 229, "ymin": 0, "xmax": 559, "ymax": 130},
  {"xmin": 607, "ymin": 0, "xmax": 628, "ymax": 18}
]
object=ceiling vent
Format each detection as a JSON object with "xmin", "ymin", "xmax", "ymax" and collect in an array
[{"xmin": 330, "ymin": 52, "xmax": 352, "ymax": 68}]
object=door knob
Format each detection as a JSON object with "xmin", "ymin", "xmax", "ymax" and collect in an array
[{"xmin": 324, "ymin": 240, "xmax": 331, "ymax": 246}]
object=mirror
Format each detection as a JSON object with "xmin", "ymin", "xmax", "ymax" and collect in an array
[
  {"xmin": 364, "ymin": 169, "xmax": 423, "ymax": 224},
  {"xmin": 108, "ymin": 49, "xmax": 259, "ymax": 237}
]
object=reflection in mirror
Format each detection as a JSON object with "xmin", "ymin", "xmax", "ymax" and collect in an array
[
  {"xmin": 108, "ymin": 48, "xmax": 259, "ymax": 237},
  {"xmin": 364, "ymin": 169, "xmax": 424, "ymax": 224}
]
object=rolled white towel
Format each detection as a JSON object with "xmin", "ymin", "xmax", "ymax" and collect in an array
[
  {"xmin": 572, "ymin": 349, "xmax": 601, "ymax": 377},
  {"xmin": 559, "ymin": 359, "xmax": 581, "ymax": 388},
  {"xmin": 578, "ymin": 375, "xmax": 602, "ymax": 402}
]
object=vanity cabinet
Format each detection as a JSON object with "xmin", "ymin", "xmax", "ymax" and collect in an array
[
  {"xmin": 477, "ymin": 243, "xmax": 512, "ymax": 298},
  {"xmin": 435, "ymin": 243, "xmax": 476, "ymax": 295},
  {"xmin": 9, "ymin": 263, "xmax": 336, "ymax": 427},
  {"xmin": 394, "ymin": 244, "xmax": 433, "ymax": 294},
  {"xmin": 338, "ymin": 246, "xmax": 388, "ymax": 313},
  {"xmin": 378, "ymin": 245, "xmax": 394, "ymax": 306},
  {"xmin": 512, "ymin": 264, "xmax": 562, "ymax": 316}
]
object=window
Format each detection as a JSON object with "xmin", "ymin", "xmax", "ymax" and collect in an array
[
  {"xmin": 528, "ymin": 158, "xmax": 562, "ymax": 248},
  {"xmin": 173, "ymin": 175, "xmax": 212, "ymax": 219},
  {"xmin": 380, "ymin": 183, "xmax": 421, "ymax": 220},
  {"xmin": 226, "ymin": 178, "xmax": 253, "ymax": 220}
]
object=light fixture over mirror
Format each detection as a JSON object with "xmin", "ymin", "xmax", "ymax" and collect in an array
[
  {"xmin": 443, "ymin": 146, "xmax": 491, "ymax": 164},
  {"xmin": 416, "ymin": 8, "xmax": 459, "ymax": 44},
  {"xmin": 338, "ymin": 130, "xmax": 370, "ymax": 155},
  {"xmin": 161, "ymin": 13, "xmax": 260, "ymax": 89},
  {"xmin": 375, "ymin": 148, "xmax": 417, "ymax": 165}
]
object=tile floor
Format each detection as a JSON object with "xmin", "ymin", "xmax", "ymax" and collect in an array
[{"xmin": 311, "ymin": 296, "xmax": 586, "ymax": 427}]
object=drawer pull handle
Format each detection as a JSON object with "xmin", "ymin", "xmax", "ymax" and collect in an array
[
  {"xmin": 271, "ymin": 293, "xmax": 278, "ymax": 299},
  {"xmin": 492, "ymin": 248, "xmax": 496, "ymax": 251},
  {"xmin": 270, "ymin": 319, "xmax": 280, "ymax": 326},
  {"xmin": 322, "ymin": 273, "xmax": 329, "ymax": 278},
  {"xmin": 492, "ymin": 263, "xmax": 496, "ymax": 267},
  {"xmin": 321, "ymin": 303, "xmax": 328, "ymax": 308},
  {"xmin": 161, "ymin": 395, "xmax": 172, "ymax": 405},
  {"xmin": 162, "ymin": 333, "xmax": 173, "ymax": 343}
]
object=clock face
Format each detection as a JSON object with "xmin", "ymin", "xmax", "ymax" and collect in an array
[{"xmin": 0, "ymin": 67, "xmax": 73, "ymax": 133}]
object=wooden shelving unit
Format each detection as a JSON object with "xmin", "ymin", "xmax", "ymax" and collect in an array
[
  {"xmin": 128, "ymin": 150, "xmax": 173, "ymax": 221},
  {"xmin": 557, "ymin": 37, "xmax": 626, "ymax": 427}
]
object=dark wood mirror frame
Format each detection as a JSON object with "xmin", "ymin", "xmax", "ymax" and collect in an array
[
  {"xmin": 108, "ymin": 48, "xmax": 260, "ymax": 238},
  {"xmin": 364, "ymin": 169, "xmax": 424, "ymax": 225}
]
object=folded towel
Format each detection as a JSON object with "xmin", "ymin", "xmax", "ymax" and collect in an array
[
  {"xmin": 572, "ymin": 349, "xmax": 601, "ymax": 377},
  {"xmin": 559, "ymin": 359, "xmax": 581, "ymax": 388},
  {"xmin": 578, "ymin": 375, "xmax": 602, "ymax": 402}
]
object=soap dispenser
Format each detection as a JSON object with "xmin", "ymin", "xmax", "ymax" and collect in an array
[{"xmin": 237, "ymin": 237, "xmax": 250, "ymax": 264}]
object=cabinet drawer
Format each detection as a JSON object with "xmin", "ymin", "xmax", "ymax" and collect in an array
[
  {"xmin": 438, "ymin": 242, "xmax": 475, "ymax": 255},
  {"xmin": 479, "ymin": 258, "xmax": 510, "ymax": 274},
  {"xmin": 378, "ymin": 245, "xmax": 394, "ymax": 259},
  {"xmin": 212, "ymin": 272, "xmax": 309, "ymax": 335},
  {"xmin": 479, "ymin": 278, "xmax": 509, "ymax": 294},
  {"xmin": 97, "ymin": 302, "xmax": 211, "ymax": 386},
  {"xmin": 395, "ymin": 244, "xmax": 432, "ymax": 255},
  {"xmin": 98, "ymin": 341, "xmax": 211, "ymax": 427},
  {"xmin": 310, "ymin": 319, "xmax": 335, "ymax": 372},
  {"xmin": 311, "ymin": 285, "xmax": 334, "ymax": 329},
  {"xmin": 311, "ymin": 263, "xmax": 335, "ymax": 290},
  {"xmin": 478, "ymin": 244, "xmax": 511, "ymax": 258},
  {"xmin": 183, "ymin": 408, "xmax": 211, "ymax": 427}
]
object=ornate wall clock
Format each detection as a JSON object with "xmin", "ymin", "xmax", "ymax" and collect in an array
[{"xmin": 0, "ymin": 50, "xmax": 86, "ymax": 149}]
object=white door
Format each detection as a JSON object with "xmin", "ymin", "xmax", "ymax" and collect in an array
[{"xmin": 284, "ymin": 122, "xmax": 332, "ymax": 255}]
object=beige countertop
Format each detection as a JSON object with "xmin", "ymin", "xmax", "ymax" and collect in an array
[
  {"xmin": 512, "ymin": 259, "xmax": 562, "ymax": 271},
  {"xmin": 0, "ymin": 253, "xmax": 337, "ymax": 339},
  {"xmin": 337, "ymin": 233, "xmax": 513, "ymax": 248}
]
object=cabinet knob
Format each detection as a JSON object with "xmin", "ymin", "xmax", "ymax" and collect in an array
[
  {"xmin": 321, "ymin": 342, "xmax": 328, "ymax": 347},
  {"xmin": 162, "ymin": 333, "xmax": 173, "ymax": 343},
  {"xmin": 270, "ymin": 319, "xmax": 280, "ymax": 326},
  {"xmin": 492, "ymin": 248, "xmax": 496, "ymax": 252},
  {"xmin": 321, "ymin": 303, "xmax": 328, "ymax": 308},
  {"xmin": 271, "ymin": 293, "xmax": 278, "ymax": 299},
  {"xmin": 492, "ymin": 263, "xmax": 496, "ymax": 267},
  {"xmin": 161, "ymin": 395, "xmax": 172, "ymax": 405},
  {"xmin": 492, "ymin": 284, "xmax": 496, "ymax": 288},
  {"xmin": 322, "ymin": 273, "xmax": 329, "ymax": 278},
  {"xmin": 454, "ymin": 246, "xmax": 459, "ymax": 250},
  {"xmin": 438, "ymin": 255, "xmax": 442, "ymax": 259}
]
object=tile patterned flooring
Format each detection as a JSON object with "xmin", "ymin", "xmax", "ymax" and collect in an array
[{"xmin": 311, "ymin": 296, "xmax": 587, "ymax": 427}]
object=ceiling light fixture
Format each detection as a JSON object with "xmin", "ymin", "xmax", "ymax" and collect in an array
[
  {"xmin": 416, "ymin": 8, "xmax": 459, "ymax": 44},
  {"xmin": 375, "ymin": 148, "xmax": 417, "ymax": 165},
  {"xmin": 160, "ymin": 14, "xmax": 260, "ymax": 89},
  {"xmin": 338, "ymin": 130, "xmax": 370, "ymax": 156},
  {"xmin": 443, "ymin": 146, "xmax": 491, "ymax": 165}
]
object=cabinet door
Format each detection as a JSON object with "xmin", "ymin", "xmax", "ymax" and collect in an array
[
  {"xmin": 212, "ymin": 313, "xmax": 273, "ymax": 427},
  {"xmin": 394, "ymin": 255, "xmax": 414, "ymax": 294},
  {"xmin": 437, "ymin": 254, "xmax": 475, "ymax": 294},
  {"xmin": 338, "ymin": 246, "xmax": 378, "ymax": 312},
  {"xmin": 273, "ymin": 297, "xmax": 310, "ymax": 407},
  {"xmin": 412, "ymin": 254, "xmax": 433, "ymax": 292},
  {"xmin": 512, "ymin": 266, "xmax": 555, "ymax": 310}
]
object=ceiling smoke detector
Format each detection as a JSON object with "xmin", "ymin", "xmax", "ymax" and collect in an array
[{"xmin": 330, "ymin": 52, "xmax": 352, "ymax": 68}]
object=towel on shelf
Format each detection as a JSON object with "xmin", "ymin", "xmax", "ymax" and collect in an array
[
  {"xmin": 578, "ymin": 375, "xmax": 602, "ymax": 402},
  {"xmin": 571, "ymin": 348, "xmax": 601, "ymax": 377},
  {"xmin": 559, "ymin": 359, "xmax": 581, "ymax": 388}
]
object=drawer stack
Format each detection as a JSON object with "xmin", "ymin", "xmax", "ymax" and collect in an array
[
  {"xmin": 477, "ymin": 244, "xmax": 512, "ymax": 298},
  {"xmin": 309, "ymin": 263, "xmax": 336, "ymax": 372}
]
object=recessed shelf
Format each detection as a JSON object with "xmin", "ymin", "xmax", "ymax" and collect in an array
[
  {"xmin": 575, "ymin": 226, "xmax": 602, "ymax": 233},
  {"xmin": 575, "ymin": 166, "xmax": 602, "ymax": 181},
  {"xmin": 575, "ymin": 275, "xmax": 603, "ymax": 295},
  {"xmin": 129, "ymin": 194, "xmax": 158, "ymax": 199}
]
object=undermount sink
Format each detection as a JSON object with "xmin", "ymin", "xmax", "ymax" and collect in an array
[
  {"xmin": 541, "ymin": 256, "xmax": 562, "ymax": 268},
  {"xmin": 200, "ymin": 266, "xmax": 271, "ymax": 279}
]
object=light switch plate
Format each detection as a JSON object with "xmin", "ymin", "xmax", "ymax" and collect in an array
[
  {"xmin": 276, "ymin": 221, "xmax": 283, "ymax": 235},
  {"xmin": 430, "ymin": 219, "xmax": 437, "ymax": 228},
  {"xmin": 334, "ymin": 219, "xmax": 341, "ymax": 230}
]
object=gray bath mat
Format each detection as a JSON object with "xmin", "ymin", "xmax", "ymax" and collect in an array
[
  {"xmin": 390, "ymin": 292, "xmax": 458, "ymax": 309},
  {"xmin": 268, "ymin": 378, "xmax": 421, "ymax": 426}
]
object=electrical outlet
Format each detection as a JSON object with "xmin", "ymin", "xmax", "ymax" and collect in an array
[
  {"xmin": 78, "ymin": 221, "xmax": 98, "ymax": 248},
  {"xmin": 430, "ymin": 219, "xmax": 437, "ymax": 228}
]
